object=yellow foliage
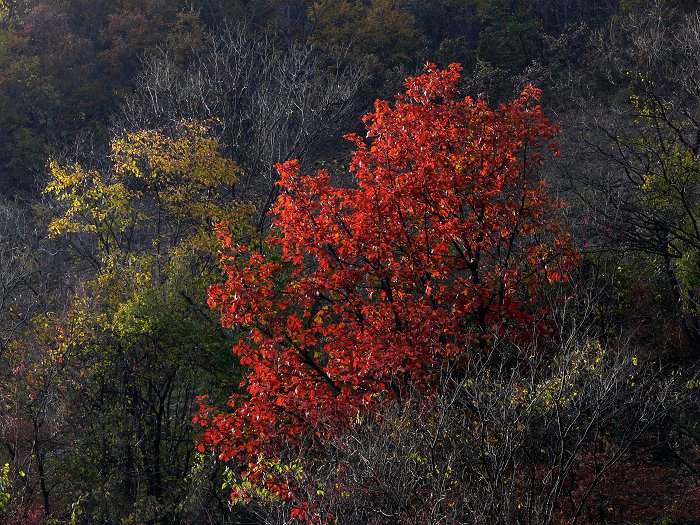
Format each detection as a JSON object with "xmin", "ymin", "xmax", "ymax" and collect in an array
[
  {"xmin": 45, "ymin": 120, "xmax": 253, "ymax": 274},
  {"xmin": 510, "ymin": 342, "xmax": 607, "ymax": 412},
  {"xmin": 41, "ymin": 120, "xmax": 255, "ymax": 367}
]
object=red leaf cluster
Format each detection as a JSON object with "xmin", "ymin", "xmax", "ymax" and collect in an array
[{"xmin": 196, "ymin": 63, "xmax": 578, "ymax": 500}]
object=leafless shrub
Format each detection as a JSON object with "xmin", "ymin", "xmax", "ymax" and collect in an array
[{"xmin": 247, "ymin": 335, "xmax": 679, "ymax": 525}]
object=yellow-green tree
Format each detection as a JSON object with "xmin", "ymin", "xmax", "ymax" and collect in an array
[
  {"xmin": 622, "ymin": 93, "xmax": 700, "ymax": 352},
  {"xmin": 29, "ymin": 120, "xmax": 252, "ymax": 523},
  {"xmin": 46, "ymin": 120, "xmax": 250, "ymax": 270}
]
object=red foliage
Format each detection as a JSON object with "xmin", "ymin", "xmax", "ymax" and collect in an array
[{"xmin": 196, "ymin": 63, "xmax": 578, "ymax": 499}]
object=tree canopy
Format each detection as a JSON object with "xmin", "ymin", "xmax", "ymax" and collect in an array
[{"xmin": 197, "ymin": 64, "xmax": 578, "ymax": 505}]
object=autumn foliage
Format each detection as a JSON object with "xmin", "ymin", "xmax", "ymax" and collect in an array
[{"xmin": 197, "ymin": 63, "xmax": 578, "ymax": 499}]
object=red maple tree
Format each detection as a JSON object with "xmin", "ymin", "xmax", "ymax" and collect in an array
[{"xmin": 196, "ymin": 63, "xmax": 578, "ymax": 500}]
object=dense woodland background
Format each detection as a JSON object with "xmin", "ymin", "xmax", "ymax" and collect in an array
[{"xmin": 0, "ymin": 0, "xmax": 700, "ymax": 523}]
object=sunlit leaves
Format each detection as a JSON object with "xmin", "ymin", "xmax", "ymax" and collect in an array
[
  {"xmin": 199, "ymin": 63, "xmax": 578, "ymax": 503},
  {"xmin": 45, "ymin": 120, "xmax": 252, "ymax": 270}
]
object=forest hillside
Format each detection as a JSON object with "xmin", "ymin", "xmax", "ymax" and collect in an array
[{"xmin": 1, "ymin": 1, "xmax": 700, "ymax": 524}]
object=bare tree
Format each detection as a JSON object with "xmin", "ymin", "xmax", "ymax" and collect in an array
[
  {"xmin": 243, "ymin": 327, "xmax": 679, "ymax": 524},
  {"xmin": 115, "ymin": 25, "xmax": 369, "ymax": 235},
  {"xmin": 0, "ymin": 197, "xmax": 74, "ymax": 522},
  {"xmin": 0, "ymin": 198, "xmax": 51, "ymax": 355}
]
